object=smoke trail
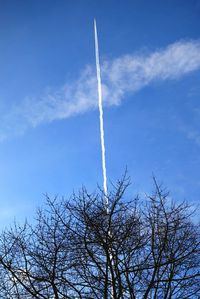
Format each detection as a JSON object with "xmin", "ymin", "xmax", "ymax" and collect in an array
[
  {"xmin": 94, "ymin": 19, "xmax": 108, "ymax": 206},
  {"xmin": 94, "ymin": 22, "xmax": 114, "ymax": 299}
]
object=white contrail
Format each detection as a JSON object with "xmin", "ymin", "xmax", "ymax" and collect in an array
[
  {"xmin": 94, "ymin": 21, "xmax": 114, "ymax": 299},
  {"xmin": 94, "ymin": 19, "xmax": 108, "ymax": 207}
]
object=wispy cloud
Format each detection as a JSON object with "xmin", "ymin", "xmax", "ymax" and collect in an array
[
  {"xmin": 187, "ymin": 129, "xmax": 200, "ymax": 146},
  {"xmin": 180, "ymin": 124, "xmax": 200, "ymax": 147},
  {"xmin": 1, "ymin": 39, "xmax": 200, "ymax": 140}
]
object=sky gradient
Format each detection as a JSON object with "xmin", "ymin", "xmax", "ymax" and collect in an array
[{"xmin": 0, "ymin": 0, "xmax": 200, "ymax": 228}]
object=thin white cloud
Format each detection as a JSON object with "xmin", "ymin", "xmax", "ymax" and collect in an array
[
  {"xmin": 180, "ymin": 125, "xmax": 200, "ymax": 147},
  {"xmin": 1, "ymin": 39, "xmax": 200, "ymax": 140},
  {"xmin": 187, "ymin": 130, "xmax": 200, "ymax": 146}
]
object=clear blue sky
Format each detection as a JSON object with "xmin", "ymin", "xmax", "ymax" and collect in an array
[{"xmin": 0, "ymin": 0, "xmax": 200, "ymax": 228}]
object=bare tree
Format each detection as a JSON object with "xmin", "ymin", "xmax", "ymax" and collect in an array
[{"xmin": 0, "ymin": 176, "xmax": 199, "ymax": 298}]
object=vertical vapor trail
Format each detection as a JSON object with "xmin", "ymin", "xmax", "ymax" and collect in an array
[
  {"xmin": 94, "ymin": 21, "xmax": 113, "ymax": 299},
  {"xmin": 94, "ymin": 19, "xmax": 108, "ymax": 206}
]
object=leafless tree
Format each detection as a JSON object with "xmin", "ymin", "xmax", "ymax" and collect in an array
[{"xmin": 0, "ymin": 176, "xmax": 199, "ymax": 298}]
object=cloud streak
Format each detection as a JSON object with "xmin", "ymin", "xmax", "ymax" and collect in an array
[{"xmin": 1, "ymin": 39, "xmax": 200, "ymax": 140}]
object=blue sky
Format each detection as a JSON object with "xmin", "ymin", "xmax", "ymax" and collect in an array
[{"xmin": 0, "ymin": 0, "xmax": 200, "ymax": 228}]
